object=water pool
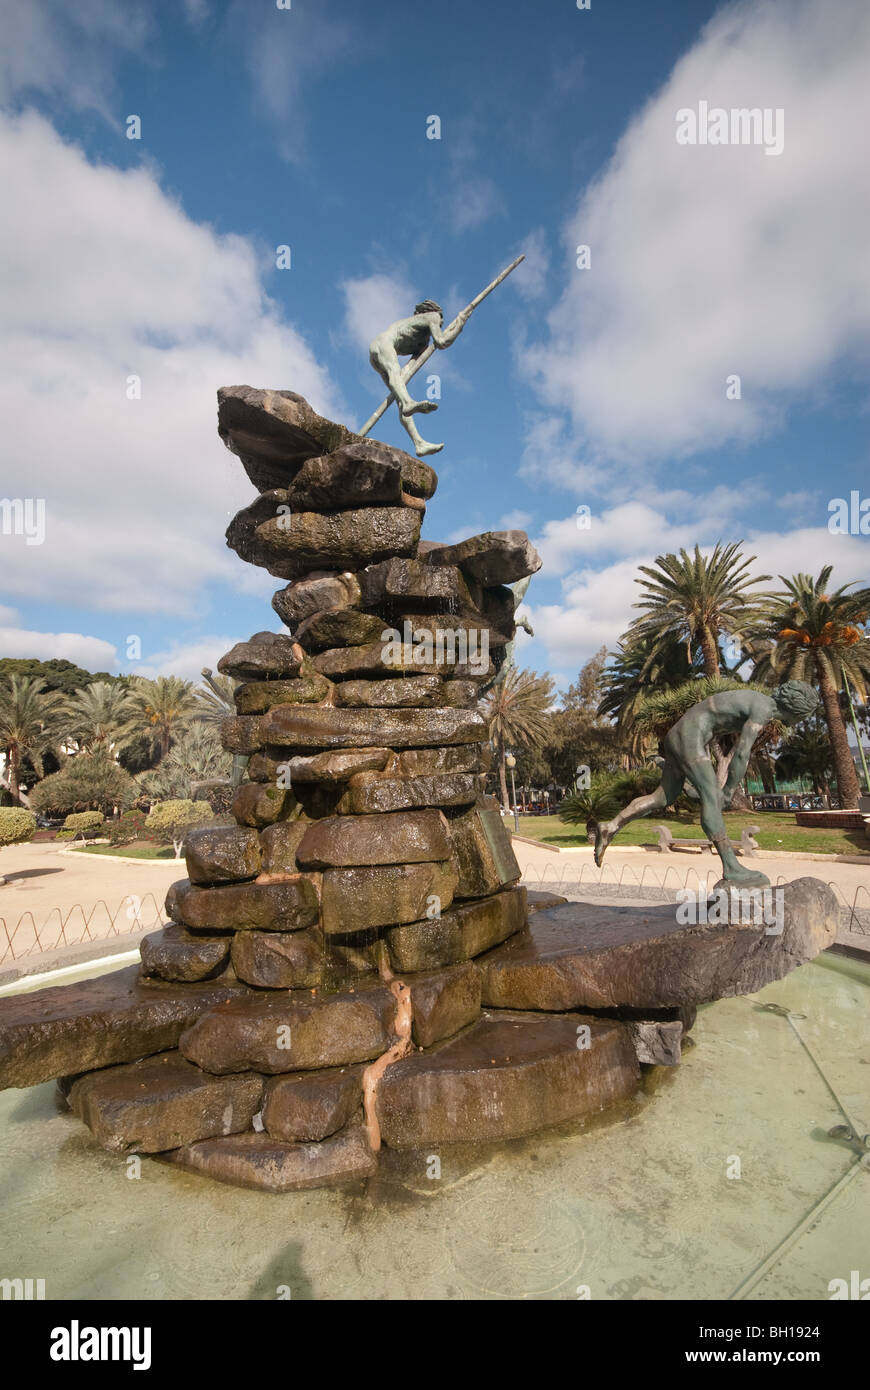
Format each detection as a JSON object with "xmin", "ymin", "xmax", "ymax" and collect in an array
[{"xmin": 0, "ymin": 950, "xmax": 867, "ymax": 1300}]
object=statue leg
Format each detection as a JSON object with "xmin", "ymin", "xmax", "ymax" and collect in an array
[
  {"xmin": 594, "ymin": 760, "xmax": 683, "ymax": 866},
  {"xmin": 691, "ymin": 760, "xmax": 768, "ymax": 886},
  {"xmin": 370, "ymin": 348, "xmax": 437, "ymax": 417}
]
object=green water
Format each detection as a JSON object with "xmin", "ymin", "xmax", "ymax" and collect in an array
[{"xmin": 0, "ymin": 953, "xmax": 867, "ymax": 1300}]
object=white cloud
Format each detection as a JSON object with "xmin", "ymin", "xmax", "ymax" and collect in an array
[
  {"xmin": 0, "ymin": 626, "xmax": 118, "ymax": 670},
  {"xmin": 131, "ymin": 636, "xmax": 242, "ymax": 683},
  {"xmin": 511, "ymin": 229, "xmax": 550, "ymax": 302},
  {"xmin": 449, "ymin": 177, "xmax": 504, "ymax": 234},
  {"xmin": 496, "ymin": 509, "xmax": 533, "ymax": 532},
  {"xmin": 339, "ymin": 272, "xmax": 416, "ymax": 357},
  {"xmin": 0, "ymin": 0, "xmax": 149, "ymax": 118},
  {"xmin": 528, "ymin": 517, "xmax": 870, "ymax": 674},
  {"xmin": 520, "ymin": 0, "xmax": 870, "ymax": 470},
  {"xmin": 0, "ymin": 110, "xmax": 341, "ymax": 618}
]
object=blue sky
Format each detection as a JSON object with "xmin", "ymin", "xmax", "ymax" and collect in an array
[{"xmin": 1, "ymin": 0, "xmax": 867, "ymax": 690}]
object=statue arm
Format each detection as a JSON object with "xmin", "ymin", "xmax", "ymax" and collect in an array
[
  {"xmin": 431, "ymin": 308, "xmax": 471, "ymax": 349},
  {"xmin": 722, "ymin": 722, "xmax": 761, "ymax": 803}
]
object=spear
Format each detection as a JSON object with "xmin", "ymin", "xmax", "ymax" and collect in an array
[{"xmin": 357, "ymin": 253, "xmax": 525, "ymax": 439}]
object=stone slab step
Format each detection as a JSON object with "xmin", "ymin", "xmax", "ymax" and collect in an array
[
  {"xmin": 477, "ymin": 877, "xmax": 839, "ymax": 1011},
  {"xmin": 160, "ymin": 1116, "xmax": 377, "ymax": 1192},
  {"xmin": 0, "ymin": 966, "xmax": 251, "ymax": 1090},
  {"xmin": 375, "ymin": 1010, "xmax": 639, "ymax": 1148}
]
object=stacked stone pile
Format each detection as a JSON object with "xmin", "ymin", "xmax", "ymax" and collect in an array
[{"xmin": 0, "ymin": 387, "xmax": 840, "ymax": 1194}]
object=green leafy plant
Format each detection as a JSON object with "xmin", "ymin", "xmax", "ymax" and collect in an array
[{"xmin": 146, "ymin": 799, "xmax": 213, "ymax": 858}]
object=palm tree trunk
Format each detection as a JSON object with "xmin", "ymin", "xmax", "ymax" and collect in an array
[
  {"xmin": 498, "ymin": 742, "xmax": 510, "ymax": 813},
  {"xmin": 7, "ymin": 744, "xmax": 21, "ymax": 805},
  {"xmin": 816, "ymin": 661, "xmax": 860, "ymax": 808},
  {"xmin": 699, "ymin": 625, "xmax": 720, "ymax": 677}
]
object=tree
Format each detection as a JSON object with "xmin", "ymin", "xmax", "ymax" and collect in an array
[
  {"xmin": 0, "ymin": 675, "xmax": 68, "ymax": 804},
  {"xmin": 30, "ymin": 750, "xmax": 138, "ymax": 816},
  {"xmin": 66, "ymin": 681, "xmax": 139, "ymax": 755},
  {"xmin": 748, "ymin": 568, "xmax": 870, "ymax": 808},
  {"xmin": 774, "ymin": 717, "xmax": 835, "ymax": 805},
  {"xmin": 0, "ymin": 657, "xmax": 115, "ymax": 696},
  {"xmin": 545, "ymin": 649, "xmax": 623, "ymax": 784},
  {"xmin": 146, "ymin": 799, "xmax": 213, "ymax": 858},
  {"xmin": 481, "ymin": 666, "xmax": 555, "ymax": 810},
  {"xmin": 598, "ymin": 631, "xmax": 697, "ymax": 759},
  {"xmin": 129, "ymin": 676, "xmax": 199, "ymax": 761},
  {"xmin": 0, "ymin": 806, "xmax": 36, "ymax": 884},
  {"xmin": 194, "ymin": 670, "xmax": 238, "ymax": 729},
  {"xmin": 138, "ymin": 723, "xmax": 232, "ymax": 800},
  {"xmin": 627, "ymin": 542, "xmax": 770, "ymax": 678}
]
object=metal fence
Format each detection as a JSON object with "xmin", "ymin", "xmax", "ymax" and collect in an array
[{"xmin": 0, "ymin": 892, "xmax": 168, "ymax": 966}]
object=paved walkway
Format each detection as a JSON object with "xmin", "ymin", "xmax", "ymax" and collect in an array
[{"xmin": 0, "ymin": 841, "xmax": 180, "ymax": 966}]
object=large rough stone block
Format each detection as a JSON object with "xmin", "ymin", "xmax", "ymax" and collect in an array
[
  {"xmin": 287, "ymin": 440, "xmax": 437, "ymax": 508},
  {"xmin": 337, "ymin": 772, "xmax": 479, "ymax": 815},
  {"xmin": 140, "ymin": 924, "xmax": 232, "ymax": 983},
  {"xmin": 217, "ymin": 385, "xmax": 359, "ymax": 492},
  {"xmin": 320, "ymin": 860, "xmax": 458, "ymax": 935},
  {"xmin": 170, "ymin": 877, "xmax": 319, "ymax": 933},
  {"xmin": 393, "ymin": 745, "xmax": 486, "ymax": 777},
  {"xmin": 357, "ymin": 558, "xmax": 472, "ymax": 611},
  {"xmin": 448, "ymin": 799, "xmax": 521, "ymax": 898},
  {"xmin": 0, "ymin": 966, "xmax": 250, "ymax": 1090},
  {"xmin": 161, "ymin": 1118, "xmax": 377, "ymax": 1192},
  {"xmin": 220, "ymin": 715, "xmax": 263, "ymax": 755},
  {"xmin": 263, "ymin": 1064, "xmax": 364, "ymax": 1142},
  {"xmin": 272, "ymin": 572, "xmax": 361, "ymax": 626},
  {"xmin": 261, "ymin": 704, "xmax": 486, "ymax": 750},
  {"xmin": 295, "ymin": 609, "xmax": 387, "ymax": 651},
  {"xmin": 234, "ymin": 675, "xmax": 331, "ymax": 712},
  {"xmin": 375, "ymin": 1012, "xmax": 639, "ymax": 1148},
  {"xmin": 296, "ymin": 810, "xmax": 451, "ymax": 868},
  {"xmin": 287, "ymin": 748, "xmax": 391, "ymax": 784},
  {"xmin": 231, "ymin": 782, "xmax": 294, "ymax": 828},
  {"xmin": 310, "ymin": 642, "xmax": 493, "ymax": 682},
  {"xmin": 333, "ymin": 677, "xmax": 476, "ymax": 708},
  {"xmin": 229, "ymin": 504, "xmax": 422, "ymax": 580},
  {"xmin": 421, "ymin": 531, "xmax": 542, "ymax": 586},
  {"xmin": 231, "ymin": 929, "xmax": 324, "ymax": 989},
  {"xmin": 385, "ymin": 886, "xmax": 527, "ymax": 971},
  {"xmin": 69, "ymin": 1052, "xmax": 263, "ymax": 1154},
  {"xmin": 185, "ymin": 826, "xmax": 261, "ymax": 886},
  {"xmin": 258, "ymin": 820, "xmax": 310, "ymax": 874},
  {"xmin": 179, "ymin": 986, "xmax": 394, "ymax": 1073},
  {"xmin": 218, "ymin": 632, "xmax": 302, "ymax": 680},
  {"xmin": 406, "ymin": 962, "xmax": 481, "ymax": 1048},
  {"xmin": 477, "ymin": 878, "xmax": 839, "ymax": 1011}
]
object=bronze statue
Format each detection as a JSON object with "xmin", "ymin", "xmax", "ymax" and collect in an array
[{"xmin": 594, "ymin": 680, "xmax": 820, "ymax": 886}]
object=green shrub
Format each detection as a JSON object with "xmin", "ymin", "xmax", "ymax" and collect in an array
[
  {"xmin": 146, "ymin": 799, "xmax": 213, "ymax": 858},
  {"xmin": 30, "ymin": 751, "xmax": 138, "ymax": 817},
  {"xmin": 63, "ymin": 811, "xmax": 105, "ymax": 834},
  {"xmin": 0, "ymin": 807, "xmax": 37, "ymax": 848},
  {"xmin": 106, "ymin": 809, "xmax": 148, "ymax": 845}
]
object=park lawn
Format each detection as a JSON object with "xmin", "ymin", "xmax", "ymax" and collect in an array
[
  {"xmin": 71, "ymin": 841, "xmax": 179, "ymax": 860},
  {"xmin": 513, "ymin": 811, "xmax": 870, "ymax": 857}
]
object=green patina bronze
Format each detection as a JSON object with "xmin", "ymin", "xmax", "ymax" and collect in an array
[{"xmin": 594, "ymin": 680, "xmax": 820, "ymax": 887}]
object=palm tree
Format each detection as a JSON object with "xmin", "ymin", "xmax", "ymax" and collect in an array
[
  {"xmin": 138, "ymin": 723, "xmax": 232, "ymax": 800},
  {"xmin": 129, "ymin": 676, "xmax": 199, "ymax": 762},
  {"xmin": 598, "ymin": 632, "xmax": 696, "ymax": 760},
  {"xmin": 0, "ymin": 675, "xmax": 68, "ymax": 804},
  {"xmin": 66, "ymin": 680, "xmax": 138, "ymax": 754},
  {"xmin": 774, "ymin": 718, "xmax": 835, "ymax": 805},
  {"xmin": 628, "ymin": 542, "xmax": 771, "ymax": 677},
  {"xmin": 481, "ymin": 666, "xmax": 555, "ymax": 810},
  {"xmin": 194, "ymin": 670, "xmax": 238, "ymax": 729},
  {"xmin": 747, "ymin": 568, "xmax": 870, "ymax": 808}
]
